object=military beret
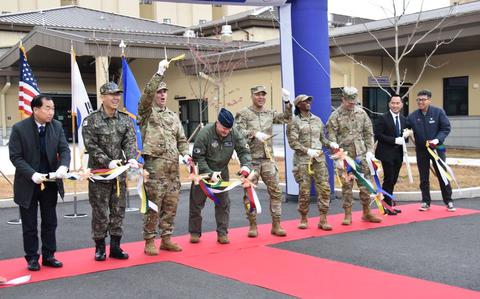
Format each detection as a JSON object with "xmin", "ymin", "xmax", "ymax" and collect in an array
[
  {"xmin": 218, "ymin": 108, "xmax": 234, "ymax": 129},
  {"xmin": 250, "ymin": 85, "xmax": 267, "ymax": 95},
  {"xmin": 100, "ymin": 82, "xmax": 122, "ymax": 95},
  {"xmin": 156, "ymin": 81, "xmax": 168, "ymax": 92},
  {"xmin": 342, "ymin": 87, "xmax": 358, "ymax": 102},
  {"xmin": 293, "ymin": 94, "xmax": 313, "ymax": 106}
]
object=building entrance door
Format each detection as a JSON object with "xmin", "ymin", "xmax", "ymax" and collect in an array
[{"xmin": 179, "ymin": 99, "xmax": 208, "ymax": 141}]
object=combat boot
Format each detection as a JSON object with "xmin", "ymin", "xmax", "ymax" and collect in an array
[
  {"xmin": 298, "ymin": 214, "xmax": 308, "ymax": 229},
  {"xmin": 109, "ymin": 235, "xmax": 129, "ymax": 259},
  {"xmin": 361, "ymin": 204, "xmax": 382, "ymax": 223},
  {"xmin": 190, "ymin": 233, "xmax": 200, "ymax": 244},
  {"xmin": 342, "ymin": 207, "xmax": 352, "ymax": 225},
  {"xmin": 217, "ymin": 234, "xmax": 230, "ymax": 244},
  {"xmin": 271, "ymin": 219, "xmax": 287, "ymax": 236},
  {"xmin": 247, "ymin": 218, "xmax": 258, "ymax": 238},
  {"xmin": 94, "ymin": 238, "xmax": 106, "ymax": 261},
  {"xmin": 318, "ymin": 212, "xmax": 332, "ymax": 231},
  {"xmin": 160, "ymin": 236, "xmax": 182, "ymax": 252},
  {"xmin": 144, "ymin": 238, "xmax": 158, "ymax": 256}
]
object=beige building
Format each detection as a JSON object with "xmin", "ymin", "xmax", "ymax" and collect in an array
[
  {"xmin": 1, "ymin": 2, "xmax": 480, "ymax": 147},
  {"xmin": 1, "ymin": 0, "xmax": 250, "ymax": 27}
]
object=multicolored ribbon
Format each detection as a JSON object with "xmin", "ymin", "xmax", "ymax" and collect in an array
[
  {"xmin": 426, "ymin": 142, "xmax": 458, "ymax": 188},
  {"xmin": 366, "ymin": 156, "xmax": 397, "ymax": 213}
]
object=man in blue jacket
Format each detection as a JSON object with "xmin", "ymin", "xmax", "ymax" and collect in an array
[{"xmin": 407, "ymin": 89, "xmax": 454, "ymax": 212}]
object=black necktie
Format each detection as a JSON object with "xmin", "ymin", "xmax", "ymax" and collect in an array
[
  {"xmin": 39, "ymin": 125, "xmax": 45, "ymax": 135},
  {"xmin": 395, "ymin": 116, "xmax": 400, "ymax": 137}
]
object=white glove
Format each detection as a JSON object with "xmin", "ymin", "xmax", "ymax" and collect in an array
[
  {"xmin": 157, "ymin": 59, "xmax": 169, "ymax": 76},
  {"xmin": 330, "ymin": 142, "xmax": 339, "ymax": 149},
  {"xmin": 31, "ymin": 172, "xmax": 47, "ymax": 184},
  {"xmin": 128, "ymin": 159, "xmax": 139, "ymax": 169},
  {"xmin": 281, "ymin": 88, "xmax": 290, "ymax": 103},
  {"xmin": 307, "ymin": 148, "xmax": 320, "ymax": 158},
  {"xmin": 210, "ymin": 171, "xmax": 222, "ymax": 183},
  {"xmin": 238, "ymin": 166, "xmax": 251, "ymax": 178},
  {"xmin": 181, "ymin": 154, "xmax": 193, "ymax": 165},
  {"xmin": 395, "ymin": 137, "xmax": 404, "ymax": 145},
  {"xmin": 366, "ymin": 151, "xmax": 376, "ymax": 161},
  {"xmin": 402, "ymin": 129, "xmax": 413, "ymax": 139},
  {"xmin": 429, "ymin": 139, "xmax": 439, "ymax": 146},
  {"xmin": 108, "ymin": 159, "xmax": 122, "ymax": 169},
  {"xmin": 254, "ymin": 132, "xmax": 269, "ymax": 142},
  {"xmin": 54, "ymin": 165, "xmax": 68, "ymax": 179}
]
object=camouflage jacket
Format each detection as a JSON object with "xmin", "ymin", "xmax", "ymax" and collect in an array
[
  {"xmin": 326, "ymin": 105, "xmax": 374, "ymax": 158},
  {"xmin": 192, "ymin": 123, "xmax": 252, "ymax": 181},
  {"xmin": 235, "ymin": 105, "xmax": 291, "ymax": 160},
  {"xmin": 82, "ymin": 105, "xmax": 137, "ymax": 177},
  {"xmin": 287, "ymin": 112, "xmax": 331, "ymax": 165},
  {"xmin": 137, "ymin": 74, "xmax": 189, "ymax": 161}
]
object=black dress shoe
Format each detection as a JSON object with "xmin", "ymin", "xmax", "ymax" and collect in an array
[
  {"xmin": 394, "ymin": 208, "xmax": 402, "ymax": 213},
  {"xmin": 42, "ymin": 257, "xmax": 63, "ymax": 268},
  {"xmin": 384, "ymin": 209, "xmax": 397, "ymax": 216},
  {"xmin": 27, "ymin": 259, "xmax": 40, "ymax": 271}
]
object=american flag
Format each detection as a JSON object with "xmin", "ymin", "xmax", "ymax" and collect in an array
[{"xmin": 19, "ymin": 47, "xmax": 40, "ymax": 116}]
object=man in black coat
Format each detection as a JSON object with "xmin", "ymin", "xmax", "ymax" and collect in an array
[
  {"xmin": 407, "ymin": 89, "xmax": 454, "ymax": 212},
  {"xmin": 375, "ymin": 94, "xmax": 406, "ymax": 215},
  {"xmin": 9, "ymin": 94, "xmax": 71, "ymax": 271}
]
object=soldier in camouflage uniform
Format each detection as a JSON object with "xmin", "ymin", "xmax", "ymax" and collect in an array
[
  {"xmin": 234, "ymin": 85, "xmax": 291, "ymax": 238},
  {"xmin": 326, "ymin": 87, "xmax": 382, "ymax": 225},
  {"xmin": 82, "ymin": 82, "xmax": 138, "ymax": 261},
  {"xmin": 137, "ymin": 60, "xmax": 191, "ymax": 256},
  {"xmin": 287, "ymin": 94, "xmax": 336, "ymax": 230},
  {"xmin": 189, "ymin": 108, "xmax": 252, "ymax": 245}
]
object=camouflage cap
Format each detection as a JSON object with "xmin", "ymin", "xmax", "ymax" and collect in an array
[
  {"xmin": 250, "ymin": 85, "xmax": 267, "ymax": 95},
  {"xmin": 293, "ymin": 94, "xmax": 313, "ymax": 106},
  {"xmin": 156, "ymin": 81, "xmax": 168, "ymax": 92},
  {"xmin": 342, "ymin": 87, "xmax": 358, "ymax": 102},
  {"xmin": 100, "ymin": 82, "xmax": 122, "ymax": 95}
]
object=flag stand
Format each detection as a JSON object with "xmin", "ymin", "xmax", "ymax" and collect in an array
[
  {"xmin": 125, "ymin": 180, "xmax": 138, "ymax": 212},
  {"xmin": 65, "ymin": 49, "xmax": 87, "ymax": 219},
  {"xmin": 1, "ymin": 169, "xmax": 22, "ymax": 225}
]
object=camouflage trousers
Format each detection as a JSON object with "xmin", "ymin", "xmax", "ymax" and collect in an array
[
  {"xmin": 189, "ymin": 182, "xmax": 230, "ymax": 236},
  {"xmin": 293, "ymin": 159, "xmax": 331, "ymax": 215},
  {"xmin": 143, "ymin": 157, "xmax": 181, "ymax": 240},
  {"xmin": 243, "ymin": 159, "xmax": 282, "ymax": 222},
  {"xmin": 337, "ymin": 158, "xmax": 372, "ymax": 209},
  {"xmin": 88, "ymin": 179, "xmax": 126, "ymax": 241}
]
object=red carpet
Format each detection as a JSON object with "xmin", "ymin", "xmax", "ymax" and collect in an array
[{"xmin": 1, "ymin": 204, "xmax": 479, "ymax": 298}]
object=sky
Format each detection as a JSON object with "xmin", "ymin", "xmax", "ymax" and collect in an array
[{"xmin": 328, "ymin": 0, "xmax": 451, "ymax": 20}]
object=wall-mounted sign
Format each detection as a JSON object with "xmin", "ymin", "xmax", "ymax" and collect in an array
[{"xmin": 368, "ymin": 76, "xmax": 390, "ymax": 87}]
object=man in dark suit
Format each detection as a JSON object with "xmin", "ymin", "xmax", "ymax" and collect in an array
[
  {"xmin": 374, "ymin": 94, "xmax": 406, "ymax": 215},
  {"xmin": 407, "ymin": 89, "xmax": 454, "ymax": 212},
  {"xmin": 9, "ymin": 94, "xmax": 71, "ymax": 271}
]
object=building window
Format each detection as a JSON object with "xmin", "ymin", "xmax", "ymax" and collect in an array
[
  {"xmin": 443, "ymin": 76, "xmax": 468, "ymax": 116},
  {"xmin": 139, "ymin": 0, "xmax": 152, "ymax": 4},
  {"xmin": 163, "ymin": 18, "xmax": 172, "ymax": 24}
]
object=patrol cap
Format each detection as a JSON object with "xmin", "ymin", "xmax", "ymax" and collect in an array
[
  {"xmin": 100, "ymin": 82, "xmax": 122, "ymax": 95},
  {"xmin": 156, "ymin": 81, "xmax": 168, "ymax": 92},
  {"xmin": 217, "ymin": 108, "xmax": 234, "ymax": 129},
  {"xmin": 250, "ymin": 85, "xmax": 267, "ymax": 95},
  {"xmin": 342, "ymin": 87, "xmax": 358, "ymax": 102},
  {"xmin": 293, "ymin": 94, "xmax": 313, "ymax": 106}
]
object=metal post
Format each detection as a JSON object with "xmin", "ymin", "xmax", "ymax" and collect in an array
[
  {"xmin": 7, "ymin": 210, "xmax": 22, "ymax": 225},
  {"xmin": 64, "ymin": 194, "xmax": 87, "ymax": 218}
]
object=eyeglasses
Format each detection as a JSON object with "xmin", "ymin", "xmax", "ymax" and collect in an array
[{"xmin": 416, "ymin": 98, "xmax": 429, "ymax": 102}]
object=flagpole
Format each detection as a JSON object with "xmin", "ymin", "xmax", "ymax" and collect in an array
[
  {"xmin": 9, "ymin": 42, "xmax": 26, "ymax": 225},
  {"xmin": 120, "ymin": 40, "xmax": 139, "ymax": 212},
  {"xmin": 65, "ymin": 43, "xmax": 87, "ymax": 219}
]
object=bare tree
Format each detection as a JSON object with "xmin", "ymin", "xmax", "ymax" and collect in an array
[{"xmin": 333, "ymin": 0, "xmax": 461, "ymax": 100}]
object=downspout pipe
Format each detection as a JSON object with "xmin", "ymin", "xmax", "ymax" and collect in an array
[{"xmin": 1, "ymin": 76, "xmax": 11, "ymax": 143}]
